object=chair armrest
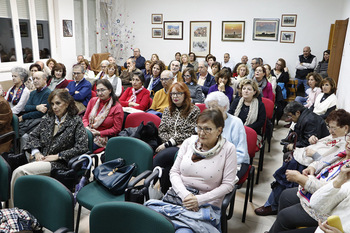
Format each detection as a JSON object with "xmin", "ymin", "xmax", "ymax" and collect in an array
[
  {"xmin": 221, "ymin": 186, "xmax": 237, "ymax": 221},
  {"xmin": 127, "ymin": 170, "xmax": 152, "ymax": 188},
  {"xmin": 144, "ymin": 169, "xmax": 160, "ymax": 188}
]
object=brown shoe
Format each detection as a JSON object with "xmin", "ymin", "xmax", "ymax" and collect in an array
[{"xmin": 254, "ymin": 206, "xmax": 277, "ymax": 216}]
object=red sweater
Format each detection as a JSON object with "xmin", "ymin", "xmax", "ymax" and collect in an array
[
  {"xmin": 83, "ymin": 97, "xmax": 124, "ymax": 137},
  {"xmin": 119, "ymin": 87, "xmax": 151, "ymax": 111},
  {"xmin": 47, "ymin": 78, "xmax": 70, "ymax": 89}
]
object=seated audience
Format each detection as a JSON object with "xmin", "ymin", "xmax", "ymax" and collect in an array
[
  {"xmin": 46, "ymin": 58, "xmax": 57, "ymax": 73},
  {"xmin": 120, "ymin": 58, "xmax": 141, "ymax": 89},
  {"xmin": 295, "ymin": 72, "xmax": 322, "ymax": 108},
  {"xmin": 271, "ymin": 58, "xmax": 290, "ymax": 99},
  {"xmin": 211, "ymin": 61, "xmax": 221, "ymax": 77},
  {"xmin": 221, "ymin": 53, "xmax": 234, "ymax": 71},
  {"xmin": 142, "ymin": 60, "xmax": 152, "ymax": 82},
  {"xmin": 151, "ymin": 54, "xmax": 159, "ymax": 62},
  {"xmin": 77, "ymin": 55, "xmax": 84, "ymax": 64},
  {"xmin": 47, "ymin": 63, "xmax": 69, "ymax": 90},
  {"xmin": 232, "ymin": 62, "xmax": 243, "ymax": 77},
  {"xmin": 208, "ymin": 69, "xmax": 234, "ymax": 102},
  {"xmin": 169, "ymin": 60, "xmax": 182, "ymax": 82},
  {"xmin": 255, "ymin": 109, "xmax": 350, "ymax": 216},
  {"xmin": 103, "ymin": 63, "xmax": 122, "ymax": 97},
  {"xmin": 146, "ymin": 109, "xmax": 237, "ymax": 233},
  {"xmin": 80, "ymin": 59, "xmax": 95, "ymax": 81},
  {"xmin": 180, "ymin": 54, "xmax": 194, "ymax": 72},
  {"xmin": 182, "ymin": 67, "xmax": 204, "ymax": 103},
  {"xmin": 312, "ymin": 77, "xmax": 337, "ymax": 119},
  {"xmin": 119, "ymin": 70, "xmax": 151, "ymax": 111},
  {"xmin": 207, "ymin": 54, "xmax": 216, "ymax": 75},
  {"xmin": 144, "ymin": 60, "xmax": 166, "ymax": 98},
  {"xmin": 196, "ymin": 61, "xmax": 216, "ymax": 97},
  {"xmin": 189, "ymin": 52, "xmax": 198, "ymax": 72},
  {"xmin": 5, "ymin": 67, "xmax": 30, "ymax": 115},
  {"xmin": 315, "ymin": 50, "xmax": 330, "ymax": 78},
  {"xmin": 264, "ymin": 64, "xmax": 277, "ymax": 94},
  {"xmin": 26, "ymin": 63, "xmax": 41, "ymax": 91},
  {"xmin": 253, "ymin": 65, "xmax": 274, "ymax": 101},
  {"xmin": 229, "ymin": 79, "xmax": 266, "ymax": 136},
  {"xmin": 153, "ymin": 82, "xmax": 200, "ymax": 193},
  {"xmin": 167, "ymin": 52, "xmax": 181, "ymax": 69},
  {"xmin": 83, "ymin": 79, "xmax": 123, "ymax": 151},
  {"xmin": 0, "ymin": 95, "xmax": 13, "ymax": 153},
  {"xmin": 247, "ymin": 58, "xmax": 261, "ymax": 79},
  {"xmin": 123, "ymin": 48, "xmax": 146, "ymax": 70},
  {"xmin": 231, "ymin": 63, "xmax": 249, "ymax": 95},
  {"xmin": 94, "ymin": 60, "xmax": 109, "ymax": 81}
]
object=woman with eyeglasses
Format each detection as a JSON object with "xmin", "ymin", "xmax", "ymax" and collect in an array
[
  {"xmin": 271, "ymin": 58, "xmax": 290, "ymax": 99},
  {"xmin": 146, "ymin": 109, "xmax": 236, "ymax": 233},
  {"xmin": 103, "ymin": 63, "xmax": 122, "ymax": 97},
  {"xmin": 182, "ymin": 67, "xmax": 204, "ymax": 103},
  {"xmin": 153, "ymin": 82, "xmax": 200, "ymax": 193},
  {"xmin": 83, "ymin": 79, "xmax": 123, "ymax": 151}
]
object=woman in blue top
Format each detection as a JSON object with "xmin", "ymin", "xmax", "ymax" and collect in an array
[{"xmin": 208, "ymin": 69, "xmax": 234, "ymax": 102}]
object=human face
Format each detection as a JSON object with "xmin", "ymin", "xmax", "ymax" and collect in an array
[
  {"xmin": 96, "ymin": 83, "xmax": 112, "ymax": 100},
  {"xmin": 131, "ymin": 75, "xmax": 143, "ymax": 90},
  {"xmin": 145, "ymin": 62, "xmax": 151, "ymax": 71},
  {"xmin": 206, "ymin": 100, "xmax": 226, "ymax": 117},
  {"xmin": 264, "ymin": 65, "xmax": 271, "ymax": 77},
  {"xmin": 160, "ymin": 73, "xmax": 173, "ymax": 90},
  {"xmin": 286, "ymin": 111, "xmax": 300, "ymax": 123},
  {"xmin": 108, "ymin": 67, "xmax": 116, "ymax": 76},
  {"xmin": 218, "ymin": 76, "xmax": 228, "ymax": 85},
  {"xmin": 32, "ymin": 72, "xmax": 46, "ymax": 89},
  {"xmin": 255, "ymin": 67, "xmax": 265, "ymax": 81},
  {"xmin": 72, "ymin": 67, "xmax": 84, "ymax": 82},
  {"xmin": 183, "ymin": 71, "xmax": 192, "ymax": 83},
  {"xmin": 181, "ymin": 55, "xmax": 188, "ymax": 64},
  {"xmin": 100, "ymin": 63, "xmax": 108, "ymax": 73},
  {"xmin": 241, "ymin": 56, "xmax": 248, "ymax": 64},
  {"xmin": 324, "ymin": 52, "xmax": 330, "ymax": 62},
  {"xmin": 151, "ymin": 54, "xmax": 158, "ymax": 62},
  {"xmin": 322, "ymin": 81, "xmax": 331, "ymax": 94},
  {"xmin": 307, "ymin": 76, "xmax": 316, "ymax": 89},
  {"xmin": 224, "ymin": 54, "xmax": 230, "ymax": 63},
  {"xmin": 196, "ymin": 120, "xmax": 222, "ymax": 150},
  {"xmin": 170, "ymin": 61, "xmax": 180, "ymax": 74},
  {"xmin": 208, "ymin": 58, "xmax": 214, "ymax": 67},
  {"xmin": 239, "ymin": 67, "xmax": 247, "ymax": 77},
  {"xmin": 152, "ymin": 64, "xmax": 161, "ymax": 77},
  {"xmin": 327, "ymin": 120, "xmax": 349, "ymax": 138},
  {"xmin": 80, "ymin": 62, "xmax": 87, "ymax": 70},
  {"xmin": 12, "ymin": 72, "xmax": 22, "ymax": 86},
  {"xmin": 170, "ymin": 86, "xmax": 185, "ymax": 107},
  {"xmin": 198, "ymin": 62, "xmax": 207, "ymax": 75},
  {"xmin": 189, "ymin": 53, "xmax": 195, "ymax": 62},
  {"xmin": 212, "ymin": 65, "xmax": 219, "ymax": 75},
  {"xmin": 303, "ymin": 47, "xmax": 311, "ymax": 57},
  {"xmin": 346, "ymin": 135, "xmax": 350, "ymax": 155},
  {"xmin": 126, "ymin": 59, "xmax": 135, "ymax": 70},
  {"xmin": 108, "ymin": 57, "xmax": 116, "ymax": 64},
  {"xmin": 30, "ymin": 67, "xmax": 39, "ymax": 77},
  {"xmin": 54, "ymin": 69, "xmax": 63, "ymax": 79},
  {"xmin": 175, "ymin": 53, "xmax": 181, "ymax": 61},
  {"xmin": 275, "ymin": 61, "xmax": 283, "ymax": 71},
  {"xmin": 251, "ymin": 60, "xmax": 258, "ymax": 69},
  {"xmin": 133, "ymin": 49, "xmax": 140, "ymax": 58},
  {"xmin": 51, "ymin": 95, "xmax": 68, "ymax": 120},
  {"xmin": 241, "ymin": 84, "xmax": 256, "ymax": 102},
  {"xmin": 48, "ymin": 61, "xmax": 55, "ymax": 70},
  {"xmin": 77, "ymin": 56, "xmax": 83, "ymax": 63}
]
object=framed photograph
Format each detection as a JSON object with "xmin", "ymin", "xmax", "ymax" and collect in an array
[
  {"xmin": 252, "ymin": 18, "xmax": 279, "ymax": 41},
  {"xmin": 222, "ymin": 21, "xmax": 245, "ymax": 42},
  {"xmin": 19, "ymin": 22, "xmax": 28, "ymax": 37},
  {"xmin": 152, "ymin": 14, "xmax": 163, "ymax": 24},
  {"xmin": 63, "ymin": 20, "xmax": 73, "ymax": 37},
  {"xmin": 164, "ymin": 21, "xmax": 183, "ymax": 40},
  {"xmin": 190, "ymin": 21, "xmax": 211, "ymax": 57},
  {"xmin": 152, "ymin": 28, "xmax": 163, "ymax": 38},
  {"xmin": 280, "ymin": 31, "xmax": 296, "ymax": 43},
  {"xmin": 37, "ymin": 24, "xmax": 43, "ymax": 39},
  {"xmin": 281, "ymin": 14, "xmax": 297, "ymax": 27}
]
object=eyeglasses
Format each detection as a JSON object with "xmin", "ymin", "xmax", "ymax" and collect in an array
[
  {"xmin": 195, "ymin": 126, "xmax": 213, "ymax": 134},
  {"xmin": 160, "ymin": 78, "xmax": 171, "ymax": 82},
  {"xmin": 327, "ymin": 125, "xmax": 340, "ymax": 132},
  {"xmin": 170, "ymin": 92, "xmax": 184, "ymax": 97},
  {"xmin": 275, "ymin": 63, "xmax": 282, "ymax": 66},
  {"xmin": 96, "ymin": 88, "xmax": 107, "ymax": 93},
  {"xmin": 183, "ymin": 74, "xmax": 191, "ymax": 78},
  {"xmin": 72, "ymin": 72, "xmax": 82, "ymax": 75}
]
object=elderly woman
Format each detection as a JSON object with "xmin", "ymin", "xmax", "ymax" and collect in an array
[
  {"xmin": 95, "ymin": 60, "xmax": 109, "ymax": 80},
  {"xmin": 153, "ymin": 82, "xmax": 200, "ymax": 193},
  {"xmin": 5, "ymin": 67, "xmax": 31, "ymax": 115},
  {"xmin": 231, "ymin": 63, "xmax": 249, "ymax": 96},
  {"xmin": 295, "ymin": 72, "xmax": 322, "ymax": 108},
  {"xmin": 182, "ymin": 67, "xmax": 204, "ymax": 103},
  {"xmin": 205, "ymin": 91, "xmax": 250, "ymax": 180},
  {"xmin": 264, "ymin": 64, "xmax": 277, "ymax": 94},
  {"xmin": 142, "ymin": 60, "xmax": 152, "ymax": 82},
  {"xmin": 255, "ymin": 109, "xmax": 350, "ymax": 216},
  {"xmin": 312, "ymin": 77, "xmax": 337, "ymax": 119},
  {"xmin": 180, "ymin": 54, "xmax": 194, "ymax": 72},
  {"xmin": 80, "ymin": 59, "xmax": 95, "ymax": 81},
  {"xmin": 11, "ymin": 89, "xmax": 88, "ymax": 204},
  {"xmin": 119, "ymin": 71, "xmax": 151, "ymax": 111},
  {"xmin": 229, "ymin": 79, "xmax": 266, "ymax": 136},
  {"xmin": 271, "ymin": 58, "xmax": 289, "ymax": 99},
  {"xmin": 46, "ymin": 58, "xmax": 57, "ymax": 72},
  {"xmin": 47, "ymin": 63, "xmax": 69, "ymax": 90},
  {"xmin": 144, "ymin": 60, "xmax": 166, "ymax": 98},
  {"xmin": 103, "ymin": 63, "xmax": 122, "ymax": 97},
  {"xmin": 189, "ymin": 52, "xmax": 198, "ymax": 72},
  {"xmin": 83, "ymin": 79, "xmax": 123, "ymax": 151},
  {"xmin": 253, "ymin": 65, "xmax": 274, "ymax": 101},
  {"xmin": 146, "ymin": 109, "xmax": 237, "ymax": 233},
  {"xmin": 208, "ymin": 69, "xmax": 234, "ymax": 102},
  {"xmin": 316, "ymin": 50, "xmax": 330, "ymax": 78}
]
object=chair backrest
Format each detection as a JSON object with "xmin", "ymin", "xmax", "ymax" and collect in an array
[
  {"xmin": 86, "ymin": 128, "xmax": 93, "ymax": 153},
  {"xmin": 12, "ymin": 114, "xmax": 19, "ymax": 139},
  {"xmin": 262, "ymin": 97, "xmax": 274, "ymax": 119},
  {"xmin": 244, "ymin": 126, "xmax": 258, "ymax": 159},
  {"xmin": 0, "ymin": 156, "xmax": 11, "ymax": 203},
  {"xmin": 195, "ymin": 103, "xmax": 207, "ymax": 113},
  {"xmin": 104, "ymin": 137, "xmax": 153, "ymax": 176},
  {"xmin": 90, "ymin": 53, "xmax": 110, "ymax": 74},
  {"xmin": 90, "ymin": 202, "xmax": 174, "ymax": 233},
  {"xmin": 14, "ymin": 175, "xmax": 74, "ymax": 232},
  {"xmin": 125, "ymin": 112, "xmax": 161, "ymax": 128}
]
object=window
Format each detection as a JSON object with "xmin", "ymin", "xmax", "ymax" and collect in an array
[{"xmin": 0, "ymin": 0, "xmax": 17, "ymax": 63}]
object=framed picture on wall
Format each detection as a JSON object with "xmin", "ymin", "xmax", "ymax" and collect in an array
[
  {"xmin": 280, "ymin": 31, "xmax": 296, "ymax": 43},
  {"xmin": 222, "ymin": 21, "xmax": 245, "ymax": 42},
  {"xmin": 19, "ymin": 22, "xmax": 28, "ymax": 37},
  {"xmin": 164, "ymin": 21, "xmax": 183, "ymax": 40},
  {"xmin": 63, "ymin": 20, "xmax": 73, "ymax": 37},
  {"xmin": 37, "ymin": 24, "xmax": 43, "ymax": 39},
  {"xmin": 252, "ymin": 18, "xmax": 279, "ymax": 41},
  {"xmin": 281, "ymin": 14, "xmax": 297, "ymax": 27},
  {"xmin": 152, "ymin": 28, "xmax": 163, "ymax": 38},
  {"xmin": 152, "ymin": 14, "xmax": 163, "ymax": 24},
  {"xmin": 190, "ymin": 21, "xmax": 211, "ymax": 57}
]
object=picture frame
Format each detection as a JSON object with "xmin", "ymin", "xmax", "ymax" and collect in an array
[
  {"xmin": 19, "ymin": 22, "xmax": 28, "ymax": 37},
  {"xmin": 152, "ymin": 14, "xmax": 163, "ymax": 24},
  {"xmin": 152, "ymin": 28, "xmax": 163, "ymax": 38},
  {"xmin": 280, "ymin": 31, "xmax": 296, "ymax": 43},
  {"xmin": 63, "ymin": 20, "xmax": 73, "ymax": 37},
  {"xmin": 252, "ymin": 18, "xmax": 279, "ymax": 41},
  {"xmin": 37, "ymin": 24, "xmax": 43, "ymax": 39},
  {"xmin": 222, "ymin": 21, "xmax": 245, "ymax": 42},
  {"xmin": 281, "ymin": 14, "xmax": 297, "ymax": 27},
  {"xmin": 190, "ymin": 21, "xmax": 211, "ymax": 57},
  {"xmin": 164, "ymin": 21, "xmax": 183, "ymax": 40}
]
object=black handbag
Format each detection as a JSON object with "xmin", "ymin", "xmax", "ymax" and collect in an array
[
  {"xmin": 93, "ymin": 158, "xmax": 136, "ymax": 195},
  {"xmin": 1, "ymin": 152, "xmax": 28, "ymax": 171},
  {"xmin": 162, "ymin": 187, "xmax": 199, "ymax": 206}
]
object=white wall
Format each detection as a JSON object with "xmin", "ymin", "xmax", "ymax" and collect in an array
[{"xmin": 125, "ymin": 0, "xmax": 344, "ymax": 78}]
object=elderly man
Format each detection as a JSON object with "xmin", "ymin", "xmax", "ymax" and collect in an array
[
  {"xmin": 120, "ymin": 58, "xmax": 141, "ymax": 89},
  {"xmin": 66, "ymin": 64, "xmax": 92, "ymax": 112},
  {"xmin": 124, "ymin": 48, "xmax": 146, "ymax": 70},
  {"xmin": 196, "ymin": 61, "xmax": 215, "ymax": 96},
  {"xmin": 221, "ymin": 53, "xmax": 234, "ymax": 71},
  {"xmin": 169, "ymin": 60, "xmax": 182, "ymax": 82},
  {"xmin": 35, "ymin": 60, "xmax": 51, "ymax": 77},
  {"xmin": 247, "ymin": 57, "xmax": 260, "ymax": 79},
  {"xmin": 18, "ymin": 71, "xmax": 51, "ymax": 136},
  {"xmin": 77, "ymin": 55, "xmax": 84, "ymax": 64},
  {"xmin": 295, "ymin": 46, "xmax": 317, "ymax": 93},
  {"xmin": 148, "ymin": 70, "xmax": 174, "ymax": 117}
]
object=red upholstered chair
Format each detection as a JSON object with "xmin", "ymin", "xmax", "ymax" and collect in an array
[
  {"xmin": 195, "ymin": 103, "xmax": 206, "ymax": 113},
  {"xmin": 124, "ymin": 112, "xmax": 161, "ymax": 128}
]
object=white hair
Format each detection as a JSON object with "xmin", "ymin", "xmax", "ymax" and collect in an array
[
  {"xmin": 205, "ymin": 91, "xmax": 230, "ymax": 112},
  {"xmin": 100, "ymin": 60, "xmax": 109, "ymax": 66}
]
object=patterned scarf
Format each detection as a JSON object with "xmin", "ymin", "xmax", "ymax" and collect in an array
[
  {"xmin": 88, "ymin": 97, "xmax": 113, "ymax": 147},
  {"xmin": 254, "ymin": 77, "xmax": 267, "ymax": 97},
  {"xmin": 192, "ymin": 135, "xmax": 226, "ymax": 159},
  {"xmin": 7, "ymin": 84, "xmax": 25, "ymax": 105},
  {"xmin": 234, "ymin": 97, "xmax": 259, "ymax": 125},
  {"xmin": 129, "ymin": 86, "xmax": 144, "ymax": 103}
]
